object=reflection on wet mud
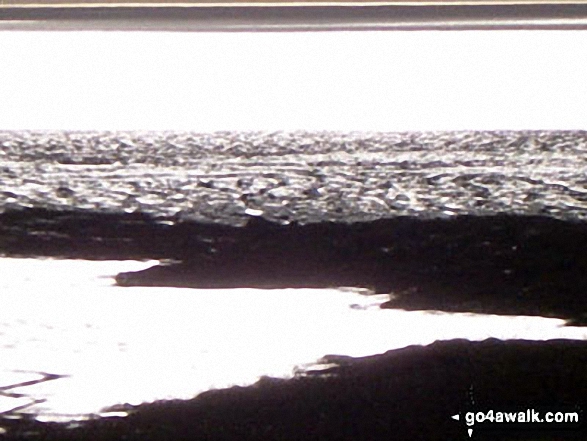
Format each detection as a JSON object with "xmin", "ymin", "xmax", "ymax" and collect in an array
[
  {"xmin": 3, "ymin": 339, "xmax": 587, "ymax": 441},
  {"xmin": 3, "ymin": 208, "xmax": 587, "ymax": 323},
  {"xmin": 1, "ymin": 257, "xmax": 586, "ymax": 426},
  {"xmin": 1, "ymin": 372, "xmax": 66, "ymax": 414},
  {"xmin": 109, "ymin": 215, "xmax": 587, "ymax": 325}
]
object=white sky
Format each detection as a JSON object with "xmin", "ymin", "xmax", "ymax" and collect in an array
[{"xmin": 0, "ymin": 30, "xmax": 586, "ymax": 131}]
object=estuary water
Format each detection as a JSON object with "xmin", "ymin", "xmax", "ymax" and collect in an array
[{"xmin": 1, "ymin": 258, "xmax": 587, "ymax": 423}]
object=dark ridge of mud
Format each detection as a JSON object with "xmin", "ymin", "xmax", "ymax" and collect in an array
[
  {"xmin": 1, "ymin": 208, "xmax": 587, "ymax": 324},
  {"xmin": 2, "ymin": 338, "xmax": 586, "ymax": 441}
]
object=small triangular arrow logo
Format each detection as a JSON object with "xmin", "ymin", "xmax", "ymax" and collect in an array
[
  {"xmin": 468, "ymin": 428, "xmax": 473, "ymax": 437},
  {"xmin": 451, "ymin": 414, "xmax": 460, "ymax": 421}
]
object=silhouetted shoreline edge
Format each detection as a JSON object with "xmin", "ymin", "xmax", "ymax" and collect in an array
[
  {"xmin": 2, "ymin": 339, "xmax": 587, "ymax": 440},
  {"xmin": 2, "ymin": 209, "xmax": 587, "ymax": 324}
]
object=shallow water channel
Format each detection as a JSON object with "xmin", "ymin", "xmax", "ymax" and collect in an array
[{"xmin": 1, "ymin": 258, "xmax": 586, "ymax": 423}]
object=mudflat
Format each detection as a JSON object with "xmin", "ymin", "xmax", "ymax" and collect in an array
[
  {"xmin": 1, "ymin": 131, "xmax": 587, "ymax": 440},
  {"xmin": 2, "ymin": 339, "xmax": 587, "ymax": 440}
]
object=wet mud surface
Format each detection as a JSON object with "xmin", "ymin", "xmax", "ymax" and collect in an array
[
  {"xmin": 1, "ymin": 130, "xmax": 587, "ymax": 439},
  {"xmin": 2, "ymin": 339, "xmax": 587, "ymax": 440},
  {"xmin": 1, "ymin": 209, "xmax": 586, "ymax": 324}
]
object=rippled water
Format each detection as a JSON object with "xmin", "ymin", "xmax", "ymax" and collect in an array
[
  {"xmin": 2, "ymin": 131, "xmax": 587, "ymax": 224},
  {"xmin": 1, "ymin": 258, "xmax": 587, "ymax": 423}
]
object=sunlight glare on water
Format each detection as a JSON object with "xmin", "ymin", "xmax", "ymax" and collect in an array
[{"xmin": 1, "ymin": 258, "xmax": 586, "ymax": 421}]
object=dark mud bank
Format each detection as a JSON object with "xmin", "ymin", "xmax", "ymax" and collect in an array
[
  {"xmin": 3, "ymin": 339, "xmax": 587, "ymax": 440},
  {"xmin": 1, "ymin": 209, "xmax": 587, "ymax": 324},
  {"xmin": 2, "ymin": 130, "xmax": 587, "ymax": 323}
]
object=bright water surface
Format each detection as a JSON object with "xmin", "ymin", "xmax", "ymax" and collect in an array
[{"xmin": 1, "ymin": 258, "xmax": 587, "ymax": 423}]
